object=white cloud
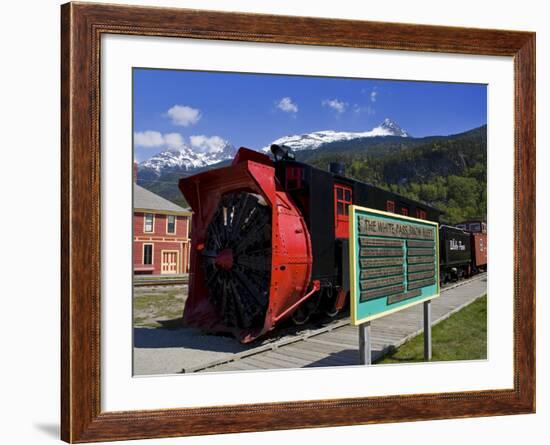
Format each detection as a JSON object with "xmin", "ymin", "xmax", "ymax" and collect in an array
[
  {"xmin": 322, "ymin": 99, "xmax": 347, "ymax": 114},
  {"xmin": 276, "ymin": 97, "xmax": 298, "ymax": 113},
  {"xmin": 370, "ymin": 91, "xmax": 378, "ymax": 102},
  {"xmin": 134, "ymin": 130, "xmax": 230, "ymax": 154},
  {"xmin": 134, "ymin": 131, "xmax": 165, "ymax": 147},
  {"xmin": 134, "ymin": 131, "xmax": 185, "ymax": 150},
  {"xmin": 353, "ymin": 104, "xmax": 375, "ymax": 115},
  {"xmin": 190, "ymin": 135, "xmax": 228, "ymax": 153},
  {"xmin": 166, "ymin": 104, "xmax": 201, "ymax": 126},
  {"xmin": 163, "ymin": 133, "xmax": 185, "ymax": 149}
]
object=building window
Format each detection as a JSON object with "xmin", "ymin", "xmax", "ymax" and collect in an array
[
  {"xmin": 143, "ymin": 244, "xmax": 153, "ymax": 265},
  {"xmin": 144, "ymin": 213, "xmax": 154, "ymax": 233},
  {"xmin": 167, "ymin": 215, "xmax": 176, "ymax": 234},
  {"xmin": 386, "ymin": 200, "xmax": 395, "ymax": 213}
]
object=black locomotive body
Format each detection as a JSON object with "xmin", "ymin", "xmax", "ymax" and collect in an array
[
  {"xmin": 439, "ymin": 225, "xmax": 473, "ymax": 282},
  {"xmin": 273, "ymin": 147, "xmax": 442, "ymax": 318}
]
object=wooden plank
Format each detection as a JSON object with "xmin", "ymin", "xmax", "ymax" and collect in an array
[
  {"xmin": 244, "ymin": 354, "xmax": 297, "ymax": 369},
  {"xmin": 279, "ymin": 347, "xmax": 351, "ymax": 366},
  {"xmin": 407, "ymin": 240, "xmax": 435, "ymax": 248},
  {"xmin": 359, "ymin": 238, "xmax": 404, "ymax": 247},
  {"xmin": 264, "ymin": 351, "xmax": 312, "ymax": 367},
  {"xmin": 407, "ymin": 248, "xmax": 435, "ymax": 256},
  {"xmin": 361, "ymin": 257, "xmax": 404, "ymax": 268},
  {"xmin": 358, "ymin": 216, "xmax": 435, "ymax": 240},
  {"xmin": 388, "ymin": 289, "xmax": 422, "ymax": 304},
  {"xmin": 361, "ymin": 247, "xmax": 404, "ymax": 257},
  {"xmin": 360, "ymin": 284, "xmax": 405, "ymax": 301},
  {"xmin": 306, "ymin": 337, "xmax": 357, "ymax": 349},
  {"xmin": 360, "ymin": 276, "xmax": 403, "ymax": 290},
  {"xmin": 408, "ymin": 270, "xmax": 435, "ymax": 281},
  {"xmin": 407, "ymin": 263, "xmax": 435, "ymax": 273},
  {"xmin": 407, "ymin": 256, "xmax": 435, "ymax": 264},
  {"xmin": 360, "ymin": 266, "xmax": 404, "ymax": 279}
]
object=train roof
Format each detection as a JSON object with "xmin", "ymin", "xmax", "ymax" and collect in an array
[
  {"xmin": 281, "ymin": 157, "xmax": 442, "ymax": 215},
  {"xmin": 332, "ymin": 171, "xmax": 442, "ymax": 214}
]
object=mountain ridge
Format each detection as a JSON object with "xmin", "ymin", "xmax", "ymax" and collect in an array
[
  {"xmin": 136, "ymin": 123, "xmax": 487, "ymax": 225},
  {"xmin": 138, "ymin": 118, "xmax": 409, "ymax": 177}
]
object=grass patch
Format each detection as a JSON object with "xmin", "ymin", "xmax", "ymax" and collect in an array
[
  {"xmin": 377, "ymin": 295, "xmax": 487, "ymax": 364},
  {"xmin": 133, "ymin": 289, "xmax": 185, "ymax": 328}
]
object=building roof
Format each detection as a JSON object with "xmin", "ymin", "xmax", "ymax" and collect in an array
[{"xmin": 134, "ymin": 183, "xmax": 191, "ymax": 215}]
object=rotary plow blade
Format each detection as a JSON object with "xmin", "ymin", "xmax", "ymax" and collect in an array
[
  {"xmin": 202, "ymin": 191, "xmax": 272, "ymax": 330},
  {"xmin": 179, "ymin": 147, "xmax": 314, "ymax": 343}
]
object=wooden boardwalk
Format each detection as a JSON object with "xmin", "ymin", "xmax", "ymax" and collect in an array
[{"xmin": 202, "ymin": 274, "xmax": 487, "ymax": 372}]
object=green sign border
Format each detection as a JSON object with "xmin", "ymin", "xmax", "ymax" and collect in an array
[{"xmin": 350, "ymin": 205, "xmax": 440, "ymax": 326}]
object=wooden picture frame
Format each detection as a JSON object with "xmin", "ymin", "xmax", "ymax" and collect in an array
[{"xmin": 61, "ymin": 2, "xmax": 535, "ymax": 442}]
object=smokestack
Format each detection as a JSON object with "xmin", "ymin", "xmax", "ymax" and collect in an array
[{"xmin": 329, "ymin": 162, "xmax": 345, "ymax": 176}]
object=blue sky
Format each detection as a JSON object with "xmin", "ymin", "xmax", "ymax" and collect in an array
[{"xmin": 133, "ymin": 68, "xmax": 487, "ymax": 162}]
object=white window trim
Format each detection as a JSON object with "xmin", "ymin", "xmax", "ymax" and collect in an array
[
  {"xmin": 143, "ymin": 213, "xmax": 155, "ymax": 233},
  {"xmin": 142, "ymin": 243, "xmax": 154, "ymax": 265},
  {"xmin": 166, "ymin": 214, "xmax": 177, "ymax": 235}
]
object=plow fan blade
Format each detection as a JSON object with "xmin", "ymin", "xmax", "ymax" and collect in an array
[{"xmin": 202, "ymin": 191, "xmax": 272, "ymax": 329}]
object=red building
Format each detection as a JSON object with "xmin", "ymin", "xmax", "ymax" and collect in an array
[{"xmin": 133, "ymin": 183, "xmax": 192, "ymax": 275}]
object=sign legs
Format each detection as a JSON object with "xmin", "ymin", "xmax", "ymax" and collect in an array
[
  {"xmin": 423, "ymin": 300, "xmax": 432, "ymax": 360},
  {"xmin": 359, "ymin": 322, "xmax": 372, "ymax": 365}
]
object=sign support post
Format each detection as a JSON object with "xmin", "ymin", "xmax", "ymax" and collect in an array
[
  {"xmin": 359, "ymin": 321, "xmax": 371, "ymax": 365},
  {"xmin": 423, "ymin": 300, "xmax": 432, "ymax": 360}
]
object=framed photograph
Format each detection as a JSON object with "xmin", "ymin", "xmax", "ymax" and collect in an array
[{"xmin": 61, "ymin": 2, "xmax": 535, "ymax": 442}]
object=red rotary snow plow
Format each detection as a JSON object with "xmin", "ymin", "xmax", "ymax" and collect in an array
[{"xmin": 179, "ymin": 147, "xmax": 315, "ymax": 343}]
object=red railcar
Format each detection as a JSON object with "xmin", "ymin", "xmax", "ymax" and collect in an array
[
  {"xmin": 471, "ymin": 232, "xmax": 487, "ymax": 271},
  {"xmin": 456, "ymin": 219, "xmax": 487, "ymax": 273}
]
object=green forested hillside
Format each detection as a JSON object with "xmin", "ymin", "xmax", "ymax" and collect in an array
[
  {"xmin": 304, "ymin": 126, "xmax": 487, "ymax": 224},
  {"xmin": 139, "ymin": 126, "xmax": 487, "ymax": 225}
]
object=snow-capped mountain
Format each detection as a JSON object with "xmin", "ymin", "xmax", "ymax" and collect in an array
[
  {"xmin": 139, "ymin": 118, "xmax": 408, "ymax": 176},
  {"xmin": 140, "ymin": 140, "xmax": 236, "ymax": 175},
  {"xmin": 263, "ymin": 118, "xmax": 410, "ymax": 152}
]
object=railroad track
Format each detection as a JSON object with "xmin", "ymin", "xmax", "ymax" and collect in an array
[
  {"xmin": 182, "ymin": 272, "xmax": 487, "ymax": 373},
  {"xmin": 133, "ymin": 272, "xmax": 476, "ymax": 289},
  {"xmin": 134, "ymin": 275, "xmax": 189, "ymax": 287}
]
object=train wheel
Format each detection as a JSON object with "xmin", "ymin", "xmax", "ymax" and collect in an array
[
  {"xmin": 291, "ymin": 306, "xmax": 311, "ymax": 325},
  {"xmin": 323, "ymin": 286, "xmax": 345, "ymax": 318},
  {"xmin": 325, "ymin": 306, "xmax": 340, "ymax": 318},
  {"xmin": 291, "ymin": 290, "xmax": 321, "ymax": 325}
]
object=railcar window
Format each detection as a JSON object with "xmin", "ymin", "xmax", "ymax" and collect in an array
[
  {"xmin": 335, "ymin": 184, "xmax": 352, "ymax": 216},
  {"xmin": 416, "ymin": 208, "xmax": 427, "ymax": 220},
  {"xmin": 386, "ymin": 200, "xmax": 395, "ymax": 213},
  {"xmin": 470, "ymin": 223, "xmax": 481, "ymax": 232}
]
